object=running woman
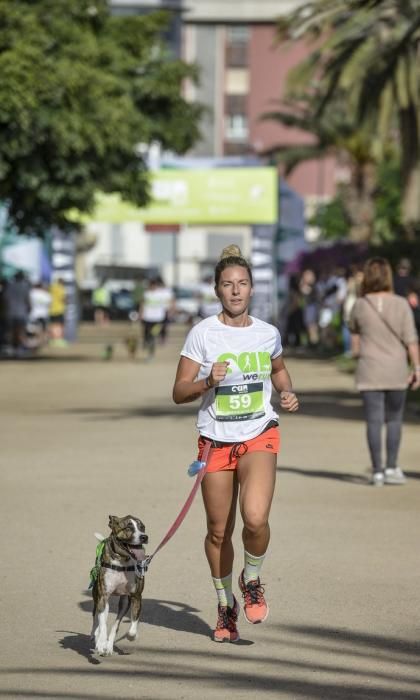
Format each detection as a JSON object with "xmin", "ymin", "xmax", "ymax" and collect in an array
[{"xmin": 172, "ymin": 245, "xmax": 298, "ymax": 643}]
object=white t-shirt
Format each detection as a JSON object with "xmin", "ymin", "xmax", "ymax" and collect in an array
[
  {"xmin": 142, "ymin": 288, "xmax": 173, "ymax": 323},
  {"xmin": 181, "ymin": 315, "xmax": 283, "ymax": 442},
  {"xmin": 29, "ymin": 288, "xmax": 52, "ymax": 322}
]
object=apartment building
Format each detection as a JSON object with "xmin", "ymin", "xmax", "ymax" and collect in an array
[{"xmin": 183, "ymin": 0, "xmax": 335, "ymax": 202}]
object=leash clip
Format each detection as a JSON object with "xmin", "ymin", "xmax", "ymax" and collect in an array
[{"xmin": 135, "ymin": 557, "xmax": 151, "ymax": 578}]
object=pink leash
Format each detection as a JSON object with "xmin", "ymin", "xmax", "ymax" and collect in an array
[{"xmin": 137, "ymin": 440, "xmax": 211, "ymax": 576}]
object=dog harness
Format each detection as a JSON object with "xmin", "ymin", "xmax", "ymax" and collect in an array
[
  {"xmin": 89, "ymin": 541, "xmax": 143, "ymax": 587},
  {"xmin": 102, "ymin": 562, "xmax": 135, "ymax": 572}
]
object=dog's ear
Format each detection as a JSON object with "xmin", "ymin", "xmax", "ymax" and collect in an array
[{"xmin": 108, "ymin": 515, "xmax": 119, "ymax": 530}]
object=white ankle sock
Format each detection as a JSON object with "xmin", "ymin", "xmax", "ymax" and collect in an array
[
  {"xmin": 243, "ymin": 550, "xmax": 266, "ymax": 584},
  {"xmin": 212, "ymin": 573, "xmax": 234, "ymax": 608}
]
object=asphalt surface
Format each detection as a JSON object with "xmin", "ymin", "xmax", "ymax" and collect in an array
[{"xmin": 1, "ymin": 323, "xmax": 420, "ymax": 700}]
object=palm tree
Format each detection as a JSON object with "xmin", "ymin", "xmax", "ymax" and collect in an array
[
  {"xmin": 263, "ymin": 94, "xmax": 381, "ymax": 241},
  {"xmin": 277, "ymin": 0, "xmax": 420, "ymax": 239}
]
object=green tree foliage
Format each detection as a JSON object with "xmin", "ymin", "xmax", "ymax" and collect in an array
[
  {"xmin": 0, "ymin": 0, "xmax": 202, "ymax": 233},
  {"xmin": 311, "ymin": 197, "xmax": 350, "ymax": 240},
  {"xmin": 263, "ymin": 94, "xmax": 379, "ymax": 241},
  {"xmin": 277, "ymin": 0, "xmax": 420, "ymax": 238},
  {"xmin": 311, "ymin": 157, "xmax": 402, "ymax": 242}
]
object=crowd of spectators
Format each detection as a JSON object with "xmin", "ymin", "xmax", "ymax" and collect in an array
[
  {"xmin": 282, "ymin": 258, "xmax": 420, "ymax": 355},
  {"xmin": 0, "ymin": 272, "xmax": 67, "ymax": 357}
]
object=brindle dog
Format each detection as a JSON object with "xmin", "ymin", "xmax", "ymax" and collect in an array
[{"xmin": 91, "ymin": 515, "xmax": 148, "ymax": 656}]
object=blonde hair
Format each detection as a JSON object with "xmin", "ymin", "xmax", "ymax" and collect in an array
[
  {"xmin": 214, "ymin": 244, "xmax": 253, "ymax": 286},
  {"xmin": 220, "ymin": 244, "xmax": 243, "ymax": 260}
]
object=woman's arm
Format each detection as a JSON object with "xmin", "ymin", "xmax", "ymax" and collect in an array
[
  {"xmin": 407, "ymin": 341, "xmax": 420, "ymax": 390},
  {"xmin": 271, "ymin": 355, "xmax": 299, "ymax": 412},
  {"xmin": 351, "ymin": 333, "xmax": 360, "ymax": 358},
  {"xmin": 172, "ymin": 356, "xmax": 230, "ymax": 404}
]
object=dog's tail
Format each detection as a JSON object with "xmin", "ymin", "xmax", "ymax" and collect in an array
[{"xmin": 94, "ymin": 532, "xmax": 106, "ymax": 542}]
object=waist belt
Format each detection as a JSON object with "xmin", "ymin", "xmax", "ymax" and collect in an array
[{"xmin": 203, "ymin": 420, "xmax": 279, "ymax": 449}]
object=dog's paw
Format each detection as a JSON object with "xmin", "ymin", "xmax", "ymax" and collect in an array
[
  {"xmin": 103, "ymin": 641, "xmax": 114, "ymax": 656},
  {"xmin": 95, "ymin": 642, "xmax": 113, "ymax": 657}
]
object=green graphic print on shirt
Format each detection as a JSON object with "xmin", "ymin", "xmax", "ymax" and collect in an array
[{"xmin": 214, "ymin": 351, "xmax": 271, "ymax": 421}]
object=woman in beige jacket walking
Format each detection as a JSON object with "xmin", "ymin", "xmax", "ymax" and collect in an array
[{"xmin": 349, "ymin": 257, "xmax": 419, "ymax": 486}]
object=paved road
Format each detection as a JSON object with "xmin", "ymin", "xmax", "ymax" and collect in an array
[{"xmin": 1, "ymin": 324, "xmax": 419, "ymax": 700}]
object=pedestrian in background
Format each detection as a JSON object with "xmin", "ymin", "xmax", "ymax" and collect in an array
[
  {"xmin": 284, "ymin": 275, "xmax": 304, "ymax": 348},
  {"xmin": 3, "ymin": 271, "xmax": 31, "ymax": 356},
  {"xmin": 156, "ymin": 276, "xmax": 175, "ymax": 345},
  {"xmin": 29, "ymin": 282, "xmax": 52, "ymax": 347},
  {"xmin": 348, "ymin": 257, "xmax": 419, "ymax": 486},
  {"xmin": 140, "ymin": 277, "xmax": 173, "ymax": 360},
  {"xmin": 49, "ymin": 278, "xmax": 67, "ymax": 346},
  {"xmin": 299, "ymin": 269, "xmax": 319, "ymax": 347},
  {"xmin": 92, "ymin": 281, "xmax": 111, "ymax": 325},
  {"xmin": 393, "ymin": 258, "xmax": 414, "ymax": 298}
]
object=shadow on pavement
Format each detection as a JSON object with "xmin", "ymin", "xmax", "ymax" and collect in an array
[
  {"xmin": 61, "ymin": 405, "xmax": 198, "ymax": 420},
  {"xmin": 57, "ymin": 631, "xmax": 129, "ymax": 665},
  {"xmin": 79, "ymin": 595, "xmax": 212, "ymax": 639},
  {"xmin": 273, "ymin": 389, "xmax": 419, "ymax": 425},
  {"xmin": 282, "ymin": 622, "xmax": 420, "ymax": 660},
  {"xmin": 405, "ymin": 470, "xmax": 420, "ymax": 480},
  {"xmin": 278, "ymin": 465, "xmax": 367, "ymax": 485},
  {"xmin": 61, "ymin": 391, "xmax": 419, "ymax": 425},
  {"xmin": 4, "ymin": 621, "xmax": 420, "ymax": 699}
]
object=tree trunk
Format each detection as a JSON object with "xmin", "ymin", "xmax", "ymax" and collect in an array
[
  {"xmin": 340, "ymin": 161, "xmax": 376, "ymax": 242},
  {"xmin": 399, "ymin": 106, "xmax": 420, "ymax": 239},
  {"xmin": 401, "ymin": 161, "xmax": 420, "ymax": 239}
]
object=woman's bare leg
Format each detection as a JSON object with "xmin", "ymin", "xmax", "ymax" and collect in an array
[
  {"xmin": 237, "ymin": 451, "xmax": 277, "ymax": 556},
  {"xmin": 201, "ymin": 470, "xmax": 238, "ymax": 578}
]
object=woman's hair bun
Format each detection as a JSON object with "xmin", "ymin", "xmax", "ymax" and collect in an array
[{"xmin": 220, "ymin": 244, "xmax": 243, "ymax": 260}]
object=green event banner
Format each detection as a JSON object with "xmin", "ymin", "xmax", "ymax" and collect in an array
[{"xmin": 83, "ymin": 168, "xmax": 278, "ymax": 225}]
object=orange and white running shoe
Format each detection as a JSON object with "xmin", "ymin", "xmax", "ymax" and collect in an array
[
  {"xmin": 238, "ymin": 570, "xmax": 269, "ymax": 624},
  {"xmin": 213, "ymin": 596, "xmax": 240, "ymax": 643}
]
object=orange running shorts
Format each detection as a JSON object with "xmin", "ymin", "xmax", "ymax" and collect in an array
[{"xmin": 197, "ymin": 427, "xmax": 280, "ymax": 473}]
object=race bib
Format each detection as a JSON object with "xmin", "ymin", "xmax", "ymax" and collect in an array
[{"xmin": 215, "ymin": 383, "xmax": 265, "ymax": 422}]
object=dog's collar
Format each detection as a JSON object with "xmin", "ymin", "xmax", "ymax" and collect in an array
[{"xmin": 102, "ymin": 562, "xmax": 136, "ymax": 573}]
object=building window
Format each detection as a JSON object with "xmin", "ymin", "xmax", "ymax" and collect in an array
[
  {"xmin": 225, "ymin": 114, "xmax": 248, "ymax": 140},
  {"xmin": 225, "ymin": 94, "xmax": 247, "ymax": 114},
  {"xmin": 226, "ymin": 26, "xmax": 250, "ymax": 44},
  {"xmin": 223, "ymin": 142, "xmax": 250, "ymax": 156},
  {"xmin": 226, "ymin": 25, "xmax": 249, "ymax": 68},
  {"xmin": 225, "ymin": 68, "xmax": 249, "ymax": 95}
]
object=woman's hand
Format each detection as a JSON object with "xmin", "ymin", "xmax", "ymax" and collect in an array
[
  {"xmin": 207, "ymin": 361, "xmax": 230, "ymax": 388},
  {"xmin": 408, "ymin": 368, "xmax": 420, "ymax": 390},
  {"xmin": 280, "ymin": 391, "xmax": 299, "ymax": 412}
]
